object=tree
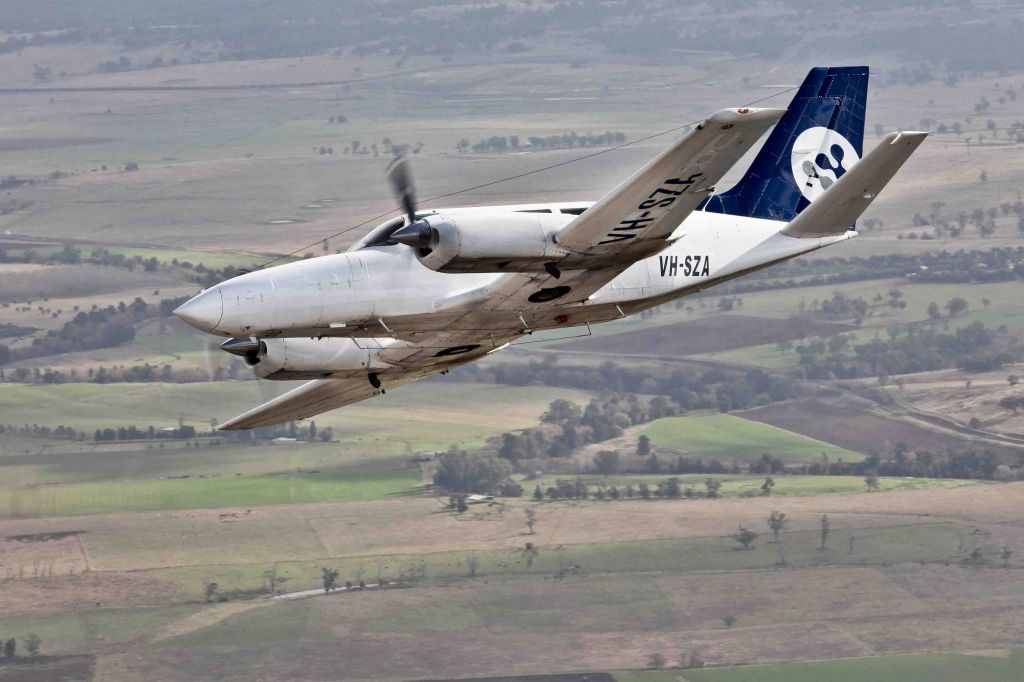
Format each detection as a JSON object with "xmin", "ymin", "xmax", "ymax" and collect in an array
[
  {"xmin": 680, "ymin": 652, "xmax": 705, "ymax": 669},
  {"xmin": 524, "ymin": 507, "xmax": 538, "ymax": 534},
  {"xmin": 645, "ymin": 453, "xmax": 661, "ymax": 474},
  {"xmin": 593, "ymin": 450, "xmax": 620, "ymax": 476},
  {"xmin": 705, "ymin": 478, "xmax": 722, "ymax": 499},
  {"xmin": 204, "ymin": 582, "xmax": 219, "ymax": 602},
  {"xmin": 1008, "ymin": 375, "xmax": 1020, "ymax": 387},
  {"xmin": 321, "ymin": 567, "xmax": 339, "ymax": 593},
  {"xmin": 466, "ymin": 553, "xmax": 480, "ymax": 578},
  {"xmin": 945, "ymin": 297, "xmax": 968, "ymax": 317},
  {"xmin": 433, "ymin": 449, "xmax": 512, "ymax": 493},
  {"xmin": 637, "ymin": 434, "xmax": 651, "ymax": 456},
  {"xmin": 646, "ymin": 652, "xmax": 666, "ymax": 669},
  {"xmin": 732, "ymin": 525, "xmax": 758, "ymax": 550},
  {"xmin": 927, "ymin": 301, "xmax": 942, "ymax": 320},
  {"xmin": 767, "ymin": 510, "xmax": 788, "ymax": 541},
  {"xmin": 819, "ymin": 514, "xmax": 830, "ymax": 550},
  {"xmin": 1001, "ymin": 545, "xmax": 1013, "ymax": 567},
  {"xmin": 263, "ymin": 568, "xmax": 280, "ymax": 592},
  {"xmin": 533, "ymin": 485, "xmax": 544, "ymax": 502},
  {"xmin": 760, "ymin": 476, "xmax": 775, "ymax": 496},
  {"xmin": 723, "ymin": 615, "xmax": 737, "ymax": 628},
  {"xmin": 23, "ymin": 633, "xmax": 40, "ymax": 657},
  {"xmin": 865, "ymin": 471, "xmax": 881, "ymax": 491},
  {"xmin": 3, "ymin": 638, "xmax": 15, "ymax": 658}
]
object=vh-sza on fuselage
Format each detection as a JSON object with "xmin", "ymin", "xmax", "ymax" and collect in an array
[{"xmin": 173, "ymin": 66, "xmax": 927, "ymax": 429}]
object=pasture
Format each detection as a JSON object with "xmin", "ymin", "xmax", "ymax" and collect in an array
[
  {"xmin": 680, "ymin": 648, "xmax": 1024, "ymax": 682},
  {"xmin": 0, "ymin": 467, "xmax": 420, "ymax": 518},
  {"xmin": 17, "ymin": 558, "xmax": 1018, "ymax": 680},
  {"xmin": 640, "ymin": 414, "xmax": 864, "ymax": 462},
  {"xmin": 0, "ymin": 381, "xmax": 594, "ymax": 450}
]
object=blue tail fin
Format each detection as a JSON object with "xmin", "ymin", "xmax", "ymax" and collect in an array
[{"xmin": 703, "ymin": 66, "xmax": 868, "ymax": 222}]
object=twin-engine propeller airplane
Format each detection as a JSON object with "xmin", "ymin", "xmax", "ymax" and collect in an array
[{"xmin": 174, "ymin": 66, "xmax": 926, "ymax": 430}]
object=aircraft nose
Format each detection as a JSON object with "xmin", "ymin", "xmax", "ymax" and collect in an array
[{"xmin": 173, "ymin": 288, "xmax": 223, "ymax": 332}]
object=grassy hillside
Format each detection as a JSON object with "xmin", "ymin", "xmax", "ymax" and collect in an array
[{"xmin": 641, "ymin": 414, "xmax": 864, "ymax": 462}]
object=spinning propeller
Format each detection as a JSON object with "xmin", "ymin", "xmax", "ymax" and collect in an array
[{"xmin": 386, "ymin": 155, "xmax": 435, "ymax": 250}]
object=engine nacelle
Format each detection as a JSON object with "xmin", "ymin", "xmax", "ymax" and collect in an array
[
  {"xmin": 237, "ymin": 337, "xmax": 374, "ymax": 380},
  {"xmin": 396, "ymin": 213, "xmax": 569, "ymax": 273}
]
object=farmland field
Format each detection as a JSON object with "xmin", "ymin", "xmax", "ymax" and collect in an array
[
  {"xmin": 739, "ymin": 399, "xmax": 1024, "ymax": 459},
  {"xmin": 0, "ymin": 467, "xmax": 420, "ymax": 518},
  {"xmin": 680, "ymin": 648, "xmax": 1024, "ymax": 682},
  {"xmin": 641, "ymin": 414, "xmax": 865, "ymax": 462},
  {"xmin": 0, "ymin": 381, "xmax": 595, "ymax": 450}
]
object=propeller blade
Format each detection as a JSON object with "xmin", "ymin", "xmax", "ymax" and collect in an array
[{"xmin": 386, "ymin": 154, "xmax": 417, "ymax": 224}]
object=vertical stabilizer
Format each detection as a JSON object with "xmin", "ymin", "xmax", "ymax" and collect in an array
[{"xmin": 703, "ymin": 66, "xmax": 868, "ymax": 222}]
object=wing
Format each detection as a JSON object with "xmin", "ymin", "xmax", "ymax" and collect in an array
[
  {"xmin": 219, "ymin": 372, "xmax": 428, "ymax": 430},
  {"xmin": 557, "ymin": 107, "xmax": 785, "ymax": 262},
  {"xmin": 480, "ymin": 107, "xmax": 785, "ymax": 314}
]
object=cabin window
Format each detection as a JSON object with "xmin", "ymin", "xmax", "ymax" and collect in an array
[{"xmin": 560, "ymin": 207, "xmax": 588, "ymax": 215}]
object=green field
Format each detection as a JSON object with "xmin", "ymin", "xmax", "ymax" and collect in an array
[
  {"xmin": 0, "ymin": 605, "xmax": 205, "ymax": 655},
  {"xmin": 641, "ymin": 414, "xmax": 864, "ymax": 462},
  {"xmin": 677, "ymin": 648, "xmax": 1024, "ymax": 682},
  {"xmin": 0, "ymin": 467, "xmax": 420, "ymax": 518}
]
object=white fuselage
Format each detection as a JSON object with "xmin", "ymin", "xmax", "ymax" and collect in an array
[{"xmin": 175, "ymin": 202, "xmax": 853, "ymax": 379}]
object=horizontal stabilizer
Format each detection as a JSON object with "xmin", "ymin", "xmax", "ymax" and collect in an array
[{"xmin": 783, "ymin": 131, "xmax": 927, "ymax": 238}]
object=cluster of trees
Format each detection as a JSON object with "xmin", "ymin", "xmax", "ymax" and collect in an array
[
  {"xmin": 645, "ymin": 651, "xmax": 706, "ymax": 670},
  {"xmin": 432, "ymin": 448, "xmax": 513, "ymax": 493},
  {"xmin": 493, "ymin": 395, "xmax": 673, "ymax": 463},
  {"xmin": 1, "ymin": 360, "xmax": 253, "ymax": 386},
  {"xmin": 794, "ymin": 321, "xmax": 1018, "ymax": 380},
  {"xmin": 448, "ymin": 362, "xmax": 798, "ymax": 417},
  {"xmin": 0, "ymin": 634, "xmax": 41, "ymax": 659},
  {"xmin": 455, "ymin": 131, "xmax": 626, "ymax": 154},
  {"xmin": 797, "ymin": 444, "xmax": 1019, "ymax": 482},
  {"xmin": 530, "ymin": 475, "xmax": 729, "ymax": 502},
  {"xmin": 97, "ymin": 55, "xmax": 133, "ymax": 72},
  {"xmin": 0, "ymin": 423, "xmax": 83, "ymax": 440},
  {"xmin": 908, "ymin": 199, "xmax": 1024, "ymax": 241},
  {"xmin": 342, "ymin": 140, "xmax": 423, "ymax": 158},
  {"xmin": 0, "ymin": 298, "xmax": 156, "ymax": 366},
  {"xmin": 0, "ymin": 244, "xmax": 241, "ymax": 288},
  {"xmin": 4, "ymin": 418, "xmax": 333, "ymax": 444}
]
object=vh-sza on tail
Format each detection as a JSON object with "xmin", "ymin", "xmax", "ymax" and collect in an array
[{"xmin": 174, "ymin": 66, "xmax": 926, "ymax": 430}]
